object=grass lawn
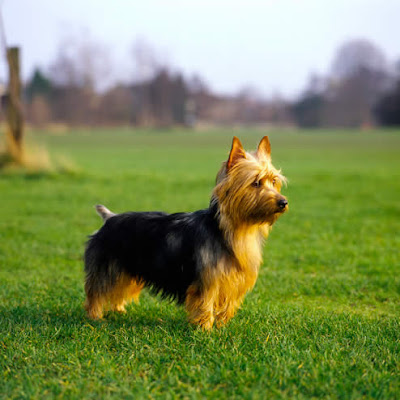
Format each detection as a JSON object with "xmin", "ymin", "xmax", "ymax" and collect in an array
[{"xmin": 0, "ymin": 127, "xmax": 399, "ymax": 399}]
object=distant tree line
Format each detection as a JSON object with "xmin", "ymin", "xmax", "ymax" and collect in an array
[
  {"xmin": 292, "ymin": 39, "xmax": 400, "ymax": 128},
  {"xmin": 20, "ymin": 37, "xmax": 400, "ymax": 128},
  {"xmin": 26, "ymin": 67, "xmax": 193, "ymax": 127}
]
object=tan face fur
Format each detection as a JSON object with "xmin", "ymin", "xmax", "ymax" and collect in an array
[{"xmin": 213, "ymin": 136, "xmax": 288, "ymax": 227}]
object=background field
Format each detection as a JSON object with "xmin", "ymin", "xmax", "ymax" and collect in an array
[{"xmin": 0, "ymin": 128, "xmax": 399, "ymax": 399}]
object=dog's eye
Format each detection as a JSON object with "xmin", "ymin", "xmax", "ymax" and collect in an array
[
  {"xmin": 252, "ymin": 181, "xmax": 261, "ymax": 188},
  {"xmin": 272, "ymin": 178, "xmax": 277, "ymax": 186}
]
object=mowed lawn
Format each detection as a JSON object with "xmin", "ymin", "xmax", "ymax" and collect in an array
[{"xmin": 0, "ymin": 128, "xmax": 399, "ymax": 399}]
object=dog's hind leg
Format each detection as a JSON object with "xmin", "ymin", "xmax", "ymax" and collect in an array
[
  {"xmin": 109, "ymin": 274, "xmax": 144, "ymax": 313},
  {"xmin": 127, "ymin": 279, "xmax": 144, "ymax": 304},
  {"xmin": 84, "ymin": 270, "xmax": 109, "ymax": 319},
  {"xmin": 84, "ymin": 293, "xmax": 106, "ymax": 319}
]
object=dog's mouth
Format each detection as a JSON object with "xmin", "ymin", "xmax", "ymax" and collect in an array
[{"xmin": 273, "ymin": 205, "xmax": 288, "ymax": 214}]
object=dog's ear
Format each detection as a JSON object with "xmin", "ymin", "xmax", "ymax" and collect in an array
[
  {"xmin": 227, "ymin": 136, "xmax": 246, "ymax": 170},
  {"xmin": 257, "ymin": 136, "xmax": 271, "ymax": 160}
]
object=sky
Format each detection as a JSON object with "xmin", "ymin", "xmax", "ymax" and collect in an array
[{"xmin": 2, "ymin": 0, "xmax": 400, "ymax": 98}]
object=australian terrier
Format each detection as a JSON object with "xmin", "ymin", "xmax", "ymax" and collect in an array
[{"xmin": 84, "ymin": 136, "xmax": 288, "ymax": 329}]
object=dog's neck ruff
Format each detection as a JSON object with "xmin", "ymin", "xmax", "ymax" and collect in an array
[{"xmin": 209, "ymin": 199, "xmax": 269, "ymax": 275}]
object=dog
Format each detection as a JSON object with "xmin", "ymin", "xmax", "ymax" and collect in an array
[{"xmin": 84, "ymin": 136, "xmax": 288, "ymax": 330}]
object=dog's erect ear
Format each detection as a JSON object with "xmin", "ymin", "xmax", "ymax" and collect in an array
[
  {"xmin": 257, "ymin": 136, "xmax": 271, "ymax": 160},
  {"xmin": 227, "ymin": 136, "xmax": 246, "ymax": 170}
]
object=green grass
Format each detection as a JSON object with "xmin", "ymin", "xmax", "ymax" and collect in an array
[{"xmin": 0, "ymin": 127, "xmax": 399, "ymax": 399}]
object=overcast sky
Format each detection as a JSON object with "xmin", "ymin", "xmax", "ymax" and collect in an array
[{"xmin": 2, "ymin": 0, "xmax": 400, "ymax": 98}]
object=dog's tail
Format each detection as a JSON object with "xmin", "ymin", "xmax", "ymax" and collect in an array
[{"xmin": 95, "ymin": 204, "xmax": 116, "ymax": 222}]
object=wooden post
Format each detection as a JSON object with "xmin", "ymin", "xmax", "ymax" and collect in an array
[{"xmin": 6, "ymin": 47, "xmax": 24, "ymax": 156}]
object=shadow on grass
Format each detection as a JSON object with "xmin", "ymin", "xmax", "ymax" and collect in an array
[
  {"xmin": 105, "ymin": 309, "xmax": 190, "ymax": 333},
  {"xmin": 0, "ymin": 167, "xmax": 86, "ymax": 181},
  {"xmin": 0, "ymin": 301, "xmax": 191, "ymax": 335}
]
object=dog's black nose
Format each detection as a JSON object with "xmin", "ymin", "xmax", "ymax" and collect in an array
[{"xmin": 277, "ymin": 199, "xmax": 288, "ymax": 209}]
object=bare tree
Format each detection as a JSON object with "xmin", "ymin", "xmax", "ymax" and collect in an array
[
  {"xmin": 49, "ymin": 31, "xmax": 111, "ymax": 91},
  {"xmin": 131, "ymin": 39, "xmax": 154, "ymax": 125},
  {"xmin": 331, "ymin": 39, "xmax": 387, "ymax": 81},
  {"xmin": 326, "ymin": 39, "xmax": 390, "ymax": 127},
  {"xmin": 28, "ymin": 95, "xmax": 51, "ymax": 127},
  {"xmin": 47, "ymin": 31, "xmax": 111, "ymax": 125},
  {"xmin": 98, "ymin": 85, "xmax": 134, "ymax": 125},
  {"xmin": 132, "ymin": 38, "xmax": 160, "ymax": 84}
]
